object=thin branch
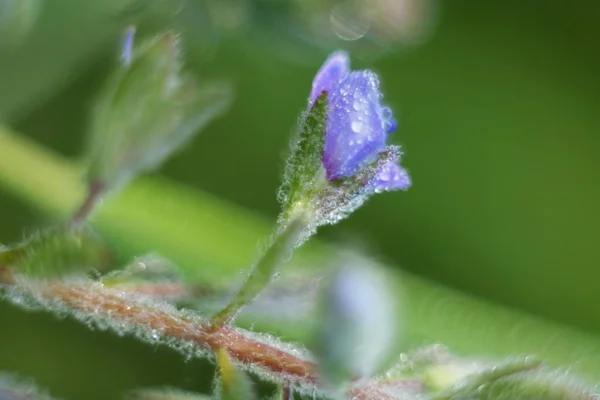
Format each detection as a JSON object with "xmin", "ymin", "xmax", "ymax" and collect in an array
[
  {"xmin": 5, "ymin": 277, "xmax": 411, "ymax": 400},
  {"xmin": 71, "ymin": 180, "xmax": 106, "ymax": 227}
]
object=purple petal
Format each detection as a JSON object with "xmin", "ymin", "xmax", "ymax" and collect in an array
[
  {"xmin": 367, "ymin": 159, "xmax": 411, "ymax": 192},
  {"xmin": 323, "ymin": 71, "xmax": 388, "ymax": 180},
  {"xmin": 309, "ymin": 51, "xmax": 350, "ymax": 105}
]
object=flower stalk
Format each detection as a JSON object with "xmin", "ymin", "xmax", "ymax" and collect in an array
[
  {"xmin": 212, "ymin": 214, "xmax": 309, "ymax": 327},
  {"xmin": 1, "ymin": 273, "xmax": 418, "ymax": 400}
]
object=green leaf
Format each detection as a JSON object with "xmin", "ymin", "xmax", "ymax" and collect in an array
[
  {"xmin": 475, "ymin": 370, "xmax": 596, "ymax": 400},
  {"xmin": 278, "ymin": 92, "xmax": 327, "ymax": 222},
  {"xmin": 0, "ymin": 227, "xmax": 111, "ymax": 278},
  {"xmin": 86, "ymin": 31, "xmax": 231, "ymax": 191}
]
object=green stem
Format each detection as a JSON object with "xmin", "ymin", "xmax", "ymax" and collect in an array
[
  {"xmin": 71, "ymin": 180, "xmax": 106, "ymax": 227},
  {"xmin": 212, "ymin": 215, "xmax": 308, "ymax": 327}
]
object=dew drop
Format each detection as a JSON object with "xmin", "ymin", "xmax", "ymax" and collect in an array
[
  {"xmin": 351, "ymin": 120, "xmax": 366, "ymax": 133},
  {"xmin": 381, "ymin": 106, "xmax": 393, "ymax": 120},
  {"xmin": 383, "ymin": 119, "xmax": 397, "ymax": 134}
]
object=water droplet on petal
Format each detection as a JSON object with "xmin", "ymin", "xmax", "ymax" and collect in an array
[
  {"xmin": 383, "ymin": 118, "xmax": 398, "ymax": 134},
  {"xmin": 382, "ymin": 107, "xmax": 393, "ymax": 120},
  {"xmin": 351, "ymin": 120, "xmax": 366, "ymax": 133}
]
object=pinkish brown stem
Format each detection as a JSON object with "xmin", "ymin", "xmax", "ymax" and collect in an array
[{"xmin": 19, "ymin": 280, "xmax": 404, "ymax": 400}]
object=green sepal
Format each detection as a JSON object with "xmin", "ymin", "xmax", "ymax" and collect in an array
[
  {"xmin": 278, "ymin": 92, "xmax": 327, "ymax": 221},
  {"xmin": 0, "ymin": 227, "xmax": 111, "ymax": 278}
]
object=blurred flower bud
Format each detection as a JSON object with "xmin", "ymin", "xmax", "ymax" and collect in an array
[
  {"xmin": 310, "ymin": 262, "xmax": 397, "ymax": 393},
  {"xmin": 86, "ymin": 30, "xmax": 231, "ymax": 191}
]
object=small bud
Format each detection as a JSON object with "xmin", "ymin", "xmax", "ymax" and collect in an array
[
  {"xmin": 217, "ymin": 349, "xmax": 257, "ymax": 400},
  {"xmin": 0, "ymin": 228, "xmax": 111, "ymax": 278},
  {"xmin": 87, "ymin": 31, "xmax": 231, "ymax": 191},
  {"xmin": 310, "ymin": 262, "xmax": 397, "ymax": 393}
]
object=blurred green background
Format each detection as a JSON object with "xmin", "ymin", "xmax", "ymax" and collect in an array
[{"xmin": 1, "ymin": 0, "xmax": 600, "ymax": 398}]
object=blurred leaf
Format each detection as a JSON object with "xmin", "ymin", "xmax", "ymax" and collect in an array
[
  {"xmin": 0, "ymin": 227, "xmax": 110, "ymax": 278},
  {"xmin": 126, "ymin": 387, "xmax": 211, "ymax": 400},
  {"xmin": 429, "ymin": 357, "xmax": 541, "ymax": 399},
  {"xmin": 87, "ymin": 31, "xmax": 231, "ymax": 191},
  {"xmin": 0, "ymin": 0, "xmax": 41, "ymax": 47}
]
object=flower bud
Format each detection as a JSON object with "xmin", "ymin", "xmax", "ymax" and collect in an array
[{"xmin": 310, "ymin": 262, "xmax": 397, "ymax": 393}]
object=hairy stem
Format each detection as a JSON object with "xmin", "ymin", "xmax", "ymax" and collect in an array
[
  {"xmin": 212, "ymin": 215, "xmax": 307, "ymax": 327},
  {"xmin": 3, "ymin": 276, "xmax": 411, "ymax": 400}
]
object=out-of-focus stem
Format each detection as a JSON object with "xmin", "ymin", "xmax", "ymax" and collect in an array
[
  {"xmin": 212, "ymin": 215, "xmax": 308, "ymax": 327},
  {"xmin": 71, "ymin": 180, "xmax": 106, "ymax": 227}
]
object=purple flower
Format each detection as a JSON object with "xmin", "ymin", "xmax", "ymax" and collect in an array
[
  {"xmin": 310, "ymin": 51, "xmax": 350, "ymax": 105},
  {"xmin": 310, "ymin": 51, "xmax": 409, "ymax": 191},
  {"xmin": 366, "ymin": 150, "xmax": 411, "ymax": 192}
]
